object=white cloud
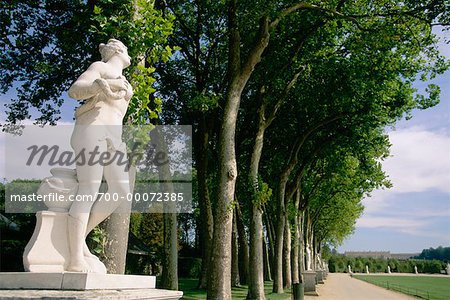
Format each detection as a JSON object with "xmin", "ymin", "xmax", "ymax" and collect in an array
[
  {"xmin": 434, "ymin": 27, "xmax": 450, "ymax": 58},
  {"xmin": 383, "ymin": 126, "xmax": 450, "ymax": 194},
  {"xmin": 357, "ymin": 216, "xmax": 428, "ymax": 231},
  {"xmin": 0, "ymin": 120, "xmax": 75, "ymax": 179},
  {"xmin": 357, "ymin": 215, "xmax": 450, "ymax": 242},
  {"xmin": 363, "ymin": 126, "xmax": 450, "ymax": 213},
  {"xmin": 358, "ymin": 126, "xmax": 450, "ymax": 239}
]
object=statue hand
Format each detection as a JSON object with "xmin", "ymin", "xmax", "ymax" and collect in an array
[
  {"xmin": 122, "ymin": 78, "xmax": 133, "ymax": 100},
  {"xmin": 95, "ymin": 78, "xmax": 124, "ymax": 100}
]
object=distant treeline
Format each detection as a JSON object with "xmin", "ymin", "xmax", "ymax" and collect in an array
[
  {"xmin": 414, "ymin": 246, "xmax": 450, "ymax": 262},
  {"xmin": 328, "ymin": 255, "xmax": 446, "ymax": 274}
]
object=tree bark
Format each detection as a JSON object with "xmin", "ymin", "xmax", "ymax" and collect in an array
[
  {"xmin": 197, "ymin": 117, "xmax": 214, "ymax": 289},
  {"xmin": 272, "ymin": 173, "xmax": 288, "ymax": 293},
  {"xmin": 247, "ymin": 98, "xmax": 267, "ymax": 299},
  {"xmin": 263, "ymin": 234, "xmax": 272, "ymax": 281},
  {"xmin": 102, "ymin": 167, "xmax": 136, "ymax": 274},
  {"xmin": 207, "ymin": 0, "xmax": 269, "ymax": 298},
  {"xmin": 299, "ymin": 211, "xmax": 305, "ymax": 275},
  {"xmin": 161, "ymin": 211, "xmax": 178, "ymax": 290},
  {"xmin": 263, "ymin": 204, "xmax": 275, "ymax": 278},
  {"xmin": 153, "ymin": 128, "xmax": 178, "ymax": 290},
  {"xmin": 283, "ymin": 214, "xmax": 291, "ymax": 289},
  {"xmin": 235, "ymin": 203, "xmax": 249, "ymax": 285},
  {"xmin": 231, "ymin": 209, "xmax": 240, "ymax": 287},
  {"xmin": 103, "ymin": 206, "xmax": 131, "ymax": 274},
  {"xmin": 291, "ymin": 190, "xmax": 301, "ymax": 284}
]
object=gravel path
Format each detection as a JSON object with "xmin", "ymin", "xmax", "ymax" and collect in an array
[{"xmin": 305, "ymin": 273, "xmax": 416, "ymax": 300}]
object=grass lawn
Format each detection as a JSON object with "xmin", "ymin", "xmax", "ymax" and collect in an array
[
  {"xmin": 354, "ymin": 275, "xmax": 450, "ymax": 300},
  {"xmin": 179, "ymin": 278, "xmax": 291, "ymax": 300}
]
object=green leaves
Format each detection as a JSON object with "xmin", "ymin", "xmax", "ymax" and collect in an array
[
  {"xmin": 88, "ymin": 0, "xmax": 176, "ymax": 124},
  {"xmin": 187, "ymin": 93, "xmax": 221, "ymax": 113},
  {"xmin": 1, "ymin": 0, "xmax": 176, "ymax": 126},
  {"xmin": 93, "ymin": 5, "xmax": 103, "ymax": 15},
  {"xmin": 416, "ymin": 84, "xmax": 441, "ymax": 109}
]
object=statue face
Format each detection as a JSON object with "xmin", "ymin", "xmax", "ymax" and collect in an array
[
  {"xmin": 99, "ymin": 39, "xmax": 131, "ymax": 68},
  {"xmin": 116, "ymin": 47, "xmax": 131, "ymax": 68}
]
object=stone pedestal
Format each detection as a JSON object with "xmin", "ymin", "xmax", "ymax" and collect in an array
[
  {"xmin": 316, "ymin": 270, "xmax": 324, "ymax": 284},
  {"xmin": 0, "ymin": 289, "xmax": 182, "ymax": 300},
  {"xmin": 0, "ymin": 273, "xmax": 155, "ymax": 290},
  {"xmin": 303, "ymin": 271, "xmax": 318, "ymax": 295},
  {"xmin": 23, "ymin": 211, "xmax": 69, "ymax": 272},
  {"xmin": 0, "ymin": 272, "xmax": 182, "ymax": 299}
]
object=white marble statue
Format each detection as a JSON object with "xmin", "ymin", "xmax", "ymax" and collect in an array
[
  {"xmin": 365, "ymin": 265, "xmax": 369, "ymax": 274},
  {"xmin": 316, "ymin": 253, "xmax": 323, "ymax": 270},
  {"xmin": 446, "ymin": 263, "xmax": 450, "ymax": 275},
  {"xmin": 387, "ymin": 265, "xmax": 391, "ymax": 274},
  {"xmin": 348, "ymin": 265, "xmax": 352, "ymax": 274},
  {"xmin": 67, "ymin": 39, "xmax": 133, "ymax": 272}
]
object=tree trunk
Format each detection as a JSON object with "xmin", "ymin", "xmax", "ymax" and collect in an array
[
  {"xmin": 152, "ymin": 128, "xmax": 178, "ymax": 290},
  {"xmin": 304, "ymin": 214, "xmax": 314, "ymax": 272},
  {"xmin": 272, "ymin": 175, "xmax": 288, "ymax": 293},
  {"xmin": 103, "ymin": 206, "xmax": 131, "ymax": 274},
  {"xmin": 235, "ymin": 203, "xmax": 249, "ymax": 285},
  {"xmin": 231, "ymin": 209, "xmax": 240, "ymax": 287},
  {"xmin": 208, "ymin": 1, "xmax": 269, "ymax": 297},
  {"xmin": 291, "ymin": 220, "xmax": 300, "ymax": 284},
  {"xmin": 291, "ymin": 190, "xmax": 301, "ymax": 284},
  {"xmin": 247, "ymin": 102, "xmax": 267, "ymax": 299},
  {"xmin": 102, "ymin": 167, "xmax": 136, "ymax": 274},
  {"xmin": 299, "ymin": 211, "xmax": 305, "ymax": 275},
  {"xmin": 161, "ymin": 212, "xmax": 178, "ymax": 290},
  {"xmin": 197, "ymin": 117, "xmax": 214, "ymax": 289},
  {"xmin": 263, "ymin": 235, "xmax": 272, "ymax": 281},
  {"xmin": 263, "ymin": 205, "xmax": 275, "ymax": 276},
  {"xmin": 207, "ymin": 85, "xmax": 241, "ymax": 299},
  {"xmin": 283, "ymin": 215, "xmax": 291, "ymax": 290}
]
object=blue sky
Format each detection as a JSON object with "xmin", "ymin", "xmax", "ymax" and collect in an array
[
  {"xmin": 1, "ymin": 28, "xmax": 449, "ymax": 254},
  {"xmin": 339, "ymin": 28, "xmax": 450, "ymax": 253}
]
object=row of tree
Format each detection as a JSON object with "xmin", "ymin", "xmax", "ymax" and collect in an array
[
  {"xmin": 415, "ymin": 246, "xmax": 450, "ymax": 262},
  {"xmin": 2, "ymin": 1, "xmax": 449, "ymax": 299},
  {"xmin": 328, "ymin": 255, "xmax": 447, "ymax": 274}
]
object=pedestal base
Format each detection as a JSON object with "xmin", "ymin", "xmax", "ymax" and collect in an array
[
  {"xmin": 0, "ymin": 272, "xmax": 155, "ymax": 290},
  {"xmin": 303, "ymin": 270, "xmax": 317, "ymax": 294},
  {"xmin": 316, "ymin": 270, "xmax": 324, "ymax": 284},
  {"xmin": 23, "ymin": 211, "xmax": 70, "ymax": 272},
  {"xmin": 0, "ymin": 289, "xmax": 182, "ymax": 300}
]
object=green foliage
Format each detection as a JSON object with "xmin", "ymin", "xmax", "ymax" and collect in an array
[
  {"xmin": 135, "ymin": 213, "xmax": 164, "ymax": 262},
  {"xmin": 254, "ymin": 178, "xmax": 272, "ymax": 209},
  {"xmin": 328, "ymin": 253, "xmax": 446, "ymax": 274},
  {"xmin": 0, "ymin": 182, "xmax": 35, "ymax": 271},
  {"xmin": 415, "ymin": 246, "xmax": 450, "ymax": 262},
  {"xmin": 87, "ymin": 0, "xmax": 176, "ymax": 124},
  {"xmin": 178, "ymin": 257, "xmax": 202, "ymax": 278},
  {"xmin": 86, "ymin": 226, "xmax": 108, "ymax": 258},
  {"xmin": 1, "ymin": 0, "xmax": 176, "ymax": 126},
  {"xmin": 187, "ymin": 93, "xmax": 221, "ymax": 112}
]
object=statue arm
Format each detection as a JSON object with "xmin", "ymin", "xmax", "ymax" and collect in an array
[{"xmin": 67, "ymin": 62, "xmax": 105, "ymax": 100}]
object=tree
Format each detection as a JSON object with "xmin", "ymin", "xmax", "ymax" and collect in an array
[{"xmin": 154, "ymin": 0, "xmax": 449, "ymax": 297}]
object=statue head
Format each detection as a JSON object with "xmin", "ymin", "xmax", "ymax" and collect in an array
[{"xmin": 99, "ymin": 39, "xmax": 130, "ymax": 67}]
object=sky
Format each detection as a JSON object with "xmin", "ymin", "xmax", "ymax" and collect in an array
[
  {"xmin": 338, "ymin": 28, "xmax": 450, "ymax": 253},
  {"xmin": 1, "ymin": 27, "xmax": 449, "ymax": 254}
]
